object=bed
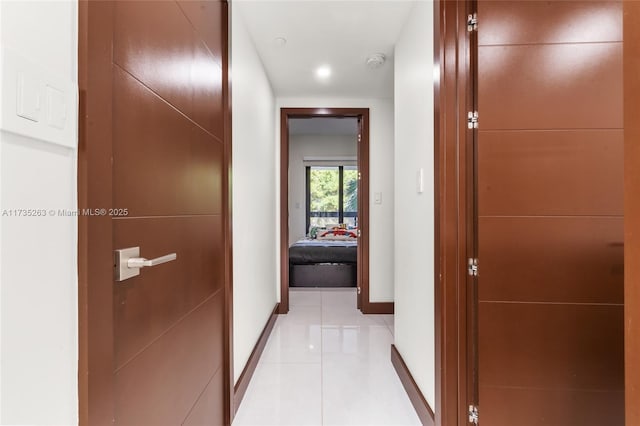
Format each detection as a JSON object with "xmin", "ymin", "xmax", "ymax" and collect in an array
[{"xmin": 289, "ymin": 228, "xmax": 358, "ymax": 288}]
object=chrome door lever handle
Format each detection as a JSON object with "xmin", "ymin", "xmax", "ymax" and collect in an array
[
  {"xmin": 115, "ymin": 247, "xmax": 177, "ymax": 282},
  {"xmin": 128, "ymin": 253, "xmax": 177, "ymax": 268}
]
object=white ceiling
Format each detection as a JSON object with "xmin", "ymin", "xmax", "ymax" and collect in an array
[
  {"xmin": 289, "ymin": 117, "xmax": 359, "ymax": 135},
  {"xmin": 235, "ymin": 1, "xmax": 416, "ymax": 98}
]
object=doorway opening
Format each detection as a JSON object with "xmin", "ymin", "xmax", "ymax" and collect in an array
[{"xmin": 279, "ymin": 108, "xmax": 372, "ymax": 313}]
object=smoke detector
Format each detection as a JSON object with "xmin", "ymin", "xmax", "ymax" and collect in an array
[
  {"xmin": 366, "ymin": 53, "xmax": 386, "ymax": 69},
  {"xmin": 274, "ymin": 37, "xmax": 287, "ymax": 47}
]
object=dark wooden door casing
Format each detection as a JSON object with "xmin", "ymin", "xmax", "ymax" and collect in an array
[
  {"xmin": 279, "ymin": 108, "xmax": 371, "ymax": 314},
  {"xmin": 433, "ymin": 2, "xmax": 474, "ymax": 425},
  {"xmin": 78, "ymin": 1, "xmax": 232, "ymax": 425}
]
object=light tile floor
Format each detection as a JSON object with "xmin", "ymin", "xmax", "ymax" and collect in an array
[{"xmin": 233, "ymin": 288, "xmax": 421, "ymax": 426}]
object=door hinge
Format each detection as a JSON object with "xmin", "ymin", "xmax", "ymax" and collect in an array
[
  {"xmin": 468, "ymin": 405, "xmax": 479, "ymax": 424},
  {"xmin": 358, "ymin": 172, "xmax": 362, "ymax": 181},
  {"xmin": 357, "ymin": 229, "xmax": 362, "ymax": 237},
  {"xmin": 468, "ymin": 258, "xmax": 478, "ymax": 277},
  {"xmin": 467, "ymin": 111, "xmax": 479, "ymax": 129},
  {"xmin": 467, "ymin": 13, "xmax": 478, "ymax": 32},
  {"xmin": 358, "ymin": 133, "xmax": 362, "ymax": 142},
  {"xmin": 357, "ymin": 286, "xmax": 361, "ymax": 295}
]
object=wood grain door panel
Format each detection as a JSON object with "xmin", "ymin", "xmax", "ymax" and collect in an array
[
  {"xmin": 114, "ymin": 291, "xmax": 224, "ymax": 426},
  {"xmin": 480, "ymin": 386, "xmax": 624, "ymax": 426},
  {"xmin": 478, "ymin": 130, "xmax": 623, "ymax": 216},
  {"xmin": 475, "ymin": 2, "xmax": 624, "ymax": 424},
  {"xmin": 479, "ymin": 303, "xmax": 624, "ymax": 391},
  {"xmin": 479, "ymin": 43, "xmax": 623, "ymax": 130},
  {"xmin": 478, "ymin": 1, "xmax": 622, "ymax": 46},
  {"xmin": 479, "ymin": 217, "xmax": 624, "ymax": 304},
  {"xmin": 79, "ymin": 1, "xmax": 229, "ymax": 424},
  {"xmin": 114, "ymin": 1, "xmax": 224, "ymax": 139},
  {"xmin": 111, "ymin": 1, "xmax": 226, "ymax": 419},
  {"xmin": 624, "ymin": 3, "xmax": 640, "ymax": 425},
  {"xmin": 176, "ymin": 0, "xmax": 224, "ymax": 66},
  {"xmin": 113, "ymin": 68, "xmax": 223, "ymax": 217},
  {"xmin": 114, "ymin": 215, "xmax": 223, "ymax": 367},
  {"xmin": 183, "ymin": 367, "xmax": 225, "ymax": 426}
]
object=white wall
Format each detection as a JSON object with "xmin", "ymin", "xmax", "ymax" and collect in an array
[
  {"xmin": 276, "ymin": 97, "xmax": 394, "ymax": 302},
  {"xmin": 288, "ymin": 134, "xmax": 357, "ymax": 245},
  {"xmin": 393, "ymin": 1, "xmax": 436, "ymax": 408},
  {"xmin": 231, "ymin": 6, "xmax": 278, "ymax": 384},
  {"xmin": 1, "ymin": 4, "xmax": 3, "ymax": 419},
  {"xmin": 0, "ymin": 1, "xmax": 79, "ymax": 424}
]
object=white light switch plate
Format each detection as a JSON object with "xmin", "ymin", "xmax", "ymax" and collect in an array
[
  {"xmin": 46, "ymin": 85, "xmax": 67, "ymax": 130},
  {"xmin": 374, "ymin": 192, "xmax": 382, "ymax": 204},
  {"xmin": 0, "ymin": 48, "xmax": 77, "ymax": 148},
  {"xmin": 16, "ymin": 72, "xmax": 41, "ymax": 122}
]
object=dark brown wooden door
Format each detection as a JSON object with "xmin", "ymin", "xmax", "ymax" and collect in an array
[
  {"xmin": 79, "ymin": 1, "xmax": 229, "ymax": 425},
  {"xmin": 624, "ymin": 3, "xmax": 640, "ymax": 425},
  {"xmin": 474, "ymin": 2, "xmax": 624, "ymax": 424}
]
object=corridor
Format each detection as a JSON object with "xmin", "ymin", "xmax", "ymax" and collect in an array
[{"xmin": 233, "ymin": 289, "xmax": 420, "ymax": 425}]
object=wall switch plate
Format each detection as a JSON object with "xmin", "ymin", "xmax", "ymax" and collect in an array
[
  {"xmin": 16, "ymin": 72, "xmax": 41, "ymax": 122},
  {"xmin": 46, "ymin": 85, "xmax": 67, "ymax": 130},
  {"xmin": 0, "ymin": 48, "xmax": 77, "ymax": 148},
  {"xmin": 374, "ymin": 192, "xmax": 382, "ymax": 204}
]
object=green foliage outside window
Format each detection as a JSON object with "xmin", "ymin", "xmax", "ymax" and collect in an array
[
  {"xmin": 310, "ymin": 168, "xmax": 339, "ymax": 213},
  {"xmin": 343, "ymin": 169, "xmax": 358, "ymax": 213},
  {"xmin": 308, "ymin": 166, "xmax": 358, "ymax": 229}
]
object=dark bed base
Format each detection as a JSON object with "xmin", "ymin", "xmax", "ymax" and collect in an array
[{"xmin": 290, "ymin": 264, "xmax": 356, "ymax": 288}]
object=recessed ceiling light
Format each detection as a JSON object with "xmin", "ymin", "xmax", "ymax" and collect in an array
[
  {"xmin": 316, "ymin": 65, "xmax": 331, "ymax": 79},
  {"xmin": 274, "ymin": 37, "xmax": 287, "ymax": 47}
]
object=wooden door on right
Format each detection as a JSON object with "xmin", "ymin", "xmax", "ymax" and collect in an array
[{"xmin": 475, "ymin": 2, "xmax": 624, "ymax": 425}]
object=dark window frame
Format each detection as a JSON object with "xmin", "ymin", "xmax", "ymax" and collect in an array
[{"xmin": 305, "ymin": 165, "xmax": 357, "ymax": 233}]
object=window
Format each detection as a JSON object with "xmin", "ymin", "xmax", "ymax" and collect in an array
[
  {"xmin": 342, "ymin": 166, "xmax": 358, "ymax": 227},
  {"xmin": 306, "ymin": 165, "xmax": 358, "ymax": 232}
]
